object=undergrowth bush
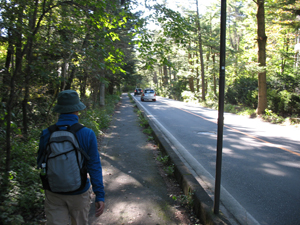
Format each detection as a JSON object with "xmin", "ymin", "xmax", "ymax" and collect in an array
[
  {"xmin": 225, "ymin": 76, "xmax": 258, "ymax": 108},
  {"xmin": 0, "ymin": 132, "xmax": 44, "ymax": 225},
  {"xmin": 80, "ymin": 94, "xmax": 120, "ymax": 135},
  {"xmin": 268, "ymin": 89, "xmax": 300, "ymax": 116},
  {"xmin": 182, "ymin": 91, "xmax": 196, "ymax": 103},
  {"xmin": 143, "ymin": 127, "xmax": 153, "ymax": 135}
]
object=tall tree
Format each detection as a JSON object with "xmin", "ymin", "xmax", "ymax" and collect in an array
[
  {"xmin": 255, "ymin": 0, "xmax": 267, "ymax": 114},
  {"xmin": 196, "ymin": 0, "xmax": 206, "ymax": 101},
  {"xmin": 22, "ymin": 0, "xmax": 39, "ymax": 137},
  {"xmin": 0, "ymin": 0, "xmax": 133, "ymax": 172},
  {"xmin": 188, "ymin": 43, "xmax": 195, "ymax": 92}
]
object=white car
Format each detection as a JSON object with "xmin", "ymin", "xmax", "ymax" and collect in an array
[{"xmin": 141, "ymin": 89, "xmax": 156, "ymax": 102}]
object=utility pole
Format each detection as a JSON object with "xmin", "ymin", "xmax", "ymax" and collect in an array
[{"xmin": 214, "ymin": 0, "xmax": 227, "ymax": 215}]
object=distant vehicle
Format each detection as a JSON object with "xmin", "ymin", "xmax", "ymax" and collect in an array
[
  {"xmin": 141, "ymin": 88, "xmax": 156, "ymax": 102},
  {"xmin": 134, "ymin": 88, "xmax": 143, "ymax": 96}
]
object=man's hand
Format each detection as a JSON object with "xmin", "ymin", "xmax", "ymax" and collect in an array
[{"xmin": 95, "ymin": 201, "xmax": 105, "ymax": 217}]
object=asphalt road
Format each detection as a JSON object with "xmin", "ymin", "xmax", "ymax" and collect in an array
[{"xmin": 133, "ymin": 94, "xmax": 300, "ymax": 225}]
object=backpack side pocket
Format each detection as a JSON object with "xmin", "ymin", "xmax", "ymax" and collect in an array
[{"xmin": 40, "ymin": 173, "xmax": 51, "ymax": 191}]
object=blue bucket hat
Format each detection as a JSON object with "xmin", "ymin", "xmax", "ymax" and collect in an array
[{"xmin": 53, "ymin": 90, "xmax": 86, "ymax": 114}]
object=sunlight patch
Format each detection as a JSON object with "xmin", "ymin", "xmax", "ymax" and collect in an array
[
  {"xmin": 276, "ymin": 161, "xmax": 300, "ymax": 169},
  {"xmin": 262, "ymin": 168, "xmax": 286, "ymax": 176},
  {"xmin": 105, "ymin": 173, "xmax": 142, "ymax": 191},
  {"xmin": 261, "ymin": 163, "xmax": 286, "ymax": 176}
]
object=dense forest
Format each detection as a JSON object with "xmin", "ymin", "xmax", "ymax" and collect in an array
[
  {"xmin": 0, "ymin": 0, "xmax": 300, "ymax": 223},
  {"xmin": 137, "ymin": 0, "xmax": 300, "ymax": 119}
]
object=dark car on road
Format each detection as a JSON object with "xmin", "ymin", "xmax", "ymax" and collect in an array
[{"xmin": 134, "ymin": 88, "xmax": 143, "ymax": 96}]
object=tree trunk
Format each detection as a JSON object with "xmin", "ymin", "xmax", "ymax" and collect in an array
[
  {"xmin": 65, "ymin": 65, "xmax": 76, "ymax": 90},
  {"xmin": 281, "ymin": 33, "xmax": 289, "ymax": 77},
  {"xmin": 22, "ymin": 55, "xmax": 32, "ymax": 137},
  {"xmin": 168, "ymin": 56, "xmax": 172, "ymax": 82},
  {"xmin": 189, "ymin": 77, "xmax": 195, "ymax": 92},
  {"xmin": 60, "ymin": 59, "xmax": 68, "ymax": 91},
  {"xmin": 22, "ymin": 0, "xmax": 38, "ymax": 137},
  {"xmin": 6, "ymin": 4, "xmax": 25, "ymax": 172},
  {"xmin": 153, "ymin": 71, "xmax": 158, "ymax": 84},
  {"xmin": 256, "ymin": 0, "xmax": 267, "ymax": 114},
  {"xmin": 80, "ymin": 70, "xmax": 88, "ymax": 98},
  {"xmin": 196, "ymin": 0, "xmax": 205, "ymax": 101},
  {"xmin": 212, "ymin": 53, "xmax": 217, "ymax": 96},
  {"xmin": 196, "ymin": 51, "xmax": 200, "ymax": 92},
  {"xmin": 206, "ymin": 52, "xmax": 210, "ymax": 95},
  {"xmin": 108, "ymin": 79, "xmax": 114, "ymax": 94},
  {"xmin": 66, "ymin": 30, "xmax": 90, "ymax": 91},
  {"xmin": 1, "ymin": 39, "xmax": 13, "ymax": 103},
  {"xmin": 188, "ymin": 46, "xmax": 195, "ymax": 92},
  {"xmin": 206, "ymin": 52, "xmax": 210, "ymax": 71},
  {"xmin": 100, "ymin": 76, "xmax": 105, "ymax": 106},
  {"xmin": 159, "ymin": 67, "xmax": 162, "ymax": 89},
  {"xmin": 163, "ymin": 65, "xmax": 168, "ymax": 86}
]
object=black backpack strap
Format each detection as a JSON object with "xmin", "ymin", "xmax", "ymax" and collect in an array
[
  {"xmin": 48, "ymin": 124, "xmax": 59, "ymax": 133},
  {"xmin": 37, "ymin": 150, "xmax": 46, "ymax": 168},
  {"xmin": 69, "ymin": 123, "xmax": 85, "ymax": 133},
  {"xmin": 48, "ymin": 123, "xmax": 84, "ymax": 133},
  {"xmin": 68, "ymin": 123, "xmax": 90, "ymax": 161},
  {"xmin": 37, "ymin": 124, "xmax": 58, "ymax": 168}
]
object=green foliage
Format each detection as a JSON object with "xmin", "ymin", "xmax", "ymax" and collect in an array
[
  {"xmin": 164, "ymin": 164, "xmax": 175, "ymax": 176},
  {"xmin": 171, "ymin": 191, "xmax": 194, "ymax": 209},
  {"xmin": 224, "ymin": 104, "xmax": 241, "ymax": 114},
  {"xmin": 142, "ymin": 126, "xmax": 154, "ymax": 141},
  {"xmin": 143, "ymin": 127, "xmax": 153, "ymax": 135},
  {"xmin": 135, "ymin": 0, "xmax": 300, "ymax": 119},
  {"xmin": 80, "ymin": 109, "xmax": 109, "ymax": 135},
  {"xmin": 139, "ymin": 117, "xmax": 149, "ymax": 128},
  {"xmin": 80, "ymin": 94, "xmax": 120, "ymax": 135},
  {"xmin": 237, "ymin": 107, "xmax": 256, "ymax": 117},
  {"xmin": 157, "ymin": 79, "xmax": 188, "ymax": 100},
  {"xmin": 263, "ymin": 109, "xmax": 285, "ymax": 124},
  {"xmin": 127, "ymin": 92, "xmax": 133, "ymax": 99},
  {"xmin": 225, "ymin": 77, "xmax": 258, "ymax": 108},
  {"xmin": 156, "ymin": 154, "xmax": 169, "ymax": 164},
  {"xmin": 182, "ymin": 91, "xmax": 200, "ymax": 104},
  {"xmin": 0, "ymin": 134, "xmax": 44, "ymax": 225},
  {"xmin": 136, "ymin": 3, "xmax": 192, "ymax": 71},
  {"xmin": 156, "ymin": 86, "xmax": 170, "ymax": 98},
  {"xmin": 267, "ymin": 90, "xmax": 300, "ymax": 116},
  {"xmin": 127, "ymin": 92, "xmax": 136, "ymax": 105},
  {"xmin": 105, "ymin": 94, "xmax": 121, "ymax": 110},
  {"xmin": 147, "ymin": 135, "xmax": 154, "ymax": 141},
  {"xmin": 137, "ymin": 110, "xmax": 149, "ymax": 128},
  {"xmin": 153, "ymin": 4, "xmax": 192, "ymax": 43}
]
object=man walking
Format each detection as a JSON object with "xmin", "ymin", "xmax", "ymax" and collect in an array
[{"xmin": 37, "ymin": 90, "xmax": 105, "ymax": 224}]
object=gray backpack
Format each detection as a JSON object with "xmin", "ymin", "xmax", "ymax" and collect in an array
[{"xmin": 39, "ymin": 123, "xmax": 90, "ymax": 193}]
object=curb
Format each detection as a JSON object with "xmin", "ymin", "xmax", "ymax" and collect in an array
[{"xmin": 132, "ymin": 96, "xmax": 231, "ymax": 225}]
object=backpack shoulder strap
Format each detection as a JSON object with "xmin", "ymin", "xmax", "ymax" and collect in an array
[
  {"xmin": 69, "ymin": 123, "xmax": 85, "ymax": 134},
  {"xmin": 48, "ymin": 124, "xmax": 59, "ymax": 134},
  {"xmin": 37, "ymin": 124, "xmax": 58, "ymax": 168},
  {"xmin": 48, "ymin": 123, "xmax": 83, "ymax": 134},
  {"xmin": 68, "ymin": 123, "xmax": 90, "ymax": 161}
]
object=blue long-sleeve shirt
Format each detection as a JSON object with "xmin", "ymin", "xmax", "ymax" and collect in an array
[{"xmin": 37, "ymin": 114, "xmax": 105, "ymax": 202}]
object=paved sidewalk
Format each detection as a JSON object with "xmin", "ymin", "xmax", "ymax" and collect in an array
[{"xmin": 89, "ymin": 93, "xmax": 183, "ymax": 225}]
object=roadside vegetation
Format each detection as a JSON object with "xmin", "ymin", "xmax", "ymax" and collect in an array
[{"xmin": 134, "ymin": 0, "xmax": 300, "ymax": 126}]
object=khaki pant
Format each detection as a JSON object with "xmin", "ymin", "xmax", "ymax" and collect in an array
[{"xmin": 45, "ymin": 188, "xmax": 92, "ymax": 225}]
